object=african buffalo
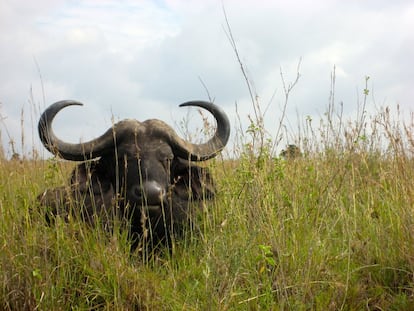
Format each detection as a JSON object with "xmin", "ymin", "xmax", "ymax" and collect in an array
[{"xmin": 38, "ymin": 100, "xmax": 230, "ymax": 249}]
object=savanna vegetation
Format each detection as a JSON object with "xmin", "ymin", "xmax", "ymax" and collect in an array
[{"xmin": 1, "ymin": 87, "xmax": 414, "ymax": 310}]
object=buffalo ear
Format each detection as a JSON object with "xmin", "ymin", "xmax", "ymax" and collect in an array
[
  {"xmin": 172, "ymin": 158, "xmax": 215, "ymax": 200},
  {"xmin": 71, "ymin": 161, "xmax": 112, "ymax": 194},
  {"xmin": 70, "ymin": 161, "xmax": 115, "ymax": 223},
  {"xmin": 71, "ymin": 162, "xmax": 89, "ymax": 191}
]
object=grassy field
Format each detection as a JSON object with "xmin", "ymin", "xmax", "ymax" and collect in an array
[{"xmin": 1, "ymin": 102, "xmax": 414, "ymax": 310}]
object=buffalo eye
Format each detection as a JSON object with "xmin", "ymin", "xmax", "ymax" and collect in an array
[
  {"xmin": 156, "ymin": 150, "xmax": 173, "ymax": 171},
  {"xmin": 162, "ymin": 156, "xmax": 173, "ymax": 170}
]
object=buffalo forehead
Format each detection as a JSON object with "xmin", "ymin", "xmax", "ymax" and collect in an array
[{"xmin": 119, "ymin": 139, "xmax": 173, "ymax": 158}]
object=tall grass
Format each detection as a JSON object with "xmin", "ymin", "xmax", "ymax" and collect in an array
[{"xmin": 1, "ymin": 94, "xmax": 414, "ymax": 310}]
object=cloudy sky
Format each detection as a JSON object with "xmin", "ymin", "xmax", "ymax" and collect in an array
[{"xmin": 0, "ymin": 0, "xmax": 413, "ymax": 158}]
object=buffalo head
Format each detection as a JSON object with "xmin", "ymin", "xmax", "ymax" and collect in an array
[{"xmin": 38, "ymin": 100, "xmax": 230, "ymax": 249}]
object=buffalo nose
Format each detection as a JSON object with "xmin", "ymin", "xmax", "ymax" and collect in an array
[{"xmin": 134, "ymin": 181, "xmax": 165, "ymax": 205}]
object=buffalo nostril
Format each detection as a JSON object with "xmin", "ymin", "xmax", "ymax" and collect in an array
[{"xmin": 133, "ymin": 181, "xmax": 165, "ymax": 206}]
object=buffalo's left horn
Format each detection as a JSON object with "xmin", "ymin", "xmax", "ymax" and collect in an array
[{"xmin": 147, "ymin": 101, "xmax": 230, "ymax": 161}]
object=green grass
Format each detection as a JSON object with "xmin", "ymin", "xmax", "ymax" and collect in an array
[{"xmin": 1, "ymin": 105, "xmax": 414, "ymax": 310}]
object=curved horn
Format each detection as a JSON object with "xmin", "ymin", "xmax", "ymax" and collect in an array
[
  {"xmin": 38, "ymin": 100, "xmax": 118, "ymax": 161},
  {"xmin": 148, "ymin": 101, "xmax": 230, "ymax": 161}
]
